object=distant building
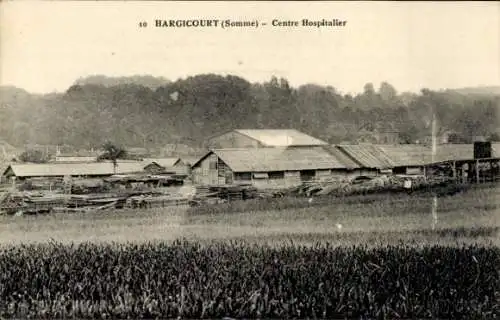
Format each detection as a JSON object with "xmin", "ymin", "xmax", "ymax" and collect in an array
[
  {"xmin": 419, "ymin": 130, "xmax": 465, "ymax": 145},
  {"xmin": 2, "ymin": 161, "xmax": 144, "ymax": 181},
  {"xmin": 142, "ymin": 157, "xmax": 189, "ymax": 175},
  {"xmin": 126, "ymin": 147, "xmax": 151, "ymax": 159},
  {"xmin": 161, "ymin": 144, "xmax": 201, "ymax": 156},
  {"xmin": 374, "ymin": 129, "xmax": 400, "ymax": 144},
  {"xmin": 207, "ymin": 129, "xmax": 328, "ymax": 149},
  {"xmin": 23, "ymin": 144, "xmax": 75, "ymax": 156},
  {"xmin": 441, "ymin": 131, "xmax": 462, "ymax": 144},
  {"xmin": 54, "ymin": 156, "xmax": 98, "ymax": 163}
]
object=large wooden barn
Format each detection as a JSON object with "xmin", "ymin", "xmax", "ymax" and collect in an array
[
  {"xmin": 207, "ymin": 129, "xmax": 329, "ymax": 149},
  {"xmin": 191, "ymin": 146, "xmax": 376, "ymax": 189}
]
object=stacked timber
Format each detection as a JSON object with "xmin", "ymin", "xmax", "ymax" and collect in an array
[
  {"xmin": 286, "ymin": 175, "xmax": 457, "ymax": 197},
  {"xmin": 125, "ymin": 194, "xmax": 188, "ymax": 208},
  {"xmin": 0, "ymin": 191, "xmax": 70, "ymax": 215},
  {"xmin": 189, "ymin": 184, "xmax": 260, "ymax": 206},
  {"xmin": 195, "ymin": 186, "xmax": 216, "ymax": 198},
  {"xmin": 219, "ymin": 185, "xmax": 243, "ymax": 201},
  {"xmin": 0, "ymin": 191, "xmax": 25, "ymax": 215},
  {"xmin": 0, "ymin": 187, "xmax": 194, "ymax": 215}
]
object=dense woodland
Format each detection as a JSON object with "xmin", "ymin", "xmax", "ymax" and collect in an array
[{"xmin": 0, "ymin": 74, "xmax": 499, "ymax": 150}]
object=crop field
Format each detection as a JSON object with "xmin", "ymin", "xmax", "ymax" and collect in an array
[
  {"xmin": 1, "ymin": 241, "xmax": 499, "ymax": 319},
  {"xmin": 0, "ymin": 183, "xmax": 499, "ymax": 318}
]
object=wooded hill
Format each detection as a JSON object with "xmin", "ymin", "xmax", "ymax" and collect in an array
[{"xmin": 0, "ymin": 75, "xmax": 499, "ymax": 149}]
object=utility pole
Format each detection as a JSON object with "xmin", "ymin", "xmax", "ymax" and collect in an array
[{"xmin": 430, "ymin": 107, "xmax": 438, "ymax": 230}]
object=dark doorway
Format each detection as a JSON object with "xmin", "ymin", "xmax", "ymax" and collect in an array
[{"xmin": 300, "ymin": 170, "xmax": 315, "ymax": 182}]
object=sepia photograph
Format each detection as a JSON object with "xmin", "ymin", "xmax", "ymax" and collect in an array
[{"xmin": 0, "ymin": 1, "xmax": 499, "ymax": 318}]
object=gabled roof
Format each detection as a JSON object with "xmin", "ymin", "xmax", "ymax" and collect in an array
[
  {"xmin": 143, "ymin": 158, "xmax": 181, "ymax": 168},
  {"xmin": 3, "ymin": 161, "xmax": 144, "ymax": 178},
  {"xmin": 181, "ymin": 156, "xmax": 204, "ymax": 166},
  {"xmin": 193, "ymin": 147, "xmax": 359, "ymax": 172},
  {"xmin": 233, "ymin": 129, "xmax": 328, "ymax": 147}
]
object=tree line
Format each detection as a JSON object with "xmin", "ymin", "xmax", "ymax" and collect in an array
[{"xmin": 0, "ymin": 74, "xmax": 498, "ymax": 150}]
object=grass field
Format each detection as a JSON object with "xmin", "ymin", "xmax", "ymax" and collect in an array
[
  {"xmin": 1, "ymin": 183, "xmax": 498, "ymax": 246},
  {"xmin": 1, "ymin": 184, "xmax": 499, "ymax": 318}
]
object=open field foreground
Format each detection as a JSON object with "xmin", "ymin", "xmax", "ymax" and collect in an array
[
  {"xmin": 1, "ymin": 242, "xmax": 499, "ymax": 319},
  {"xmin": 0, "ymin": 184, "xmax": 499, "ymax": 246},
  {"xmin": 0, "ymin": 185, "xmax": 499, "ymax": 318}
]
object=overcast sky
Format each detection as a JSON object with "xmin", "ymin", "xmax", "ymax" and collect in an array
[{"xmin": 1, "ymin": 1, "xmax": 498, "ymax": 94}]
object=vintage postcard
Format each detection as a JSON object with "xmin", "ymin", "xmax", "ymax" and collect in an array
[{"xmin": 0, "ymin": 1, "xmax": 499, "ymax": 319}]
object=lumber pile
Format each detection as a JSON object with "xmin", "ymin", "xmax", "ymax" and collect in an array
[
  {"xmin": 0, "ymin": 191, "xmax": 25, "ymax": 215},
  {"xmin": 126, "ymin": 195, "xmax": 189, "ymax": 208},
  {"xmin": 286, "ymin": 175, "xmax": 457, "ymax": 197},
  {"xmin": 189, "ymin": 184, "xmax": 261, "ymax": 206},
  {"xmin": 0, "ymin": 191, "xmax": 71, "ymax": 215},
  {"xmin": 0, "ymin": 173, "xmax": 194, "ymax": 215},
  {"xmin": 0, "ymin": 187, "xmax": 191, "ymax": 215},
  {"xmin": 69, "ymin": 179, "xmax": 109, "ymax": 194},
  {"xmin": 17, "ymin": 179, "xmax": 65, "ymax": 192}
]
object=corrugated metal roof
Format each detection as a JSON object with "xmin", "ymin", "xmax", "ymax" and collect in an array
[
  {"xmin": 3, "ymin": 161, "xmax": 145, "ymax": 178},
  {"xmin": 200, "ymin": 147, "xmax": 356, "ymax": 172},
  {"xmin": 431, "ymin": 143, "xmax": 500, "ymax": 162},
  {"xmin": 193, "ymin": 143, "xmax": 500, "ymax": 173},
  {"xmin": 143, "ymin": 158, "xmax": 181, "ymax": 168},
  {"xmin": 337, "ymin": 144, "xmax": 395, "ymax": 169},
  {"xmin": 432, "ymin": 144, "xmax": 472, "ymax": 162},
  {"xmin": 319, "ymin": 145, "xmax": 362, "ymax": 169},
  {"xmin": 372, "ymin": 143, "xmax": 500, "ymax": 167},
  {"xmin": 234, "ymin": 129, "xmax": 328, "ymax": 147},
  {"xmin": 377, "ymin": 145, "xmax": 433, "ymax": 166}
]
